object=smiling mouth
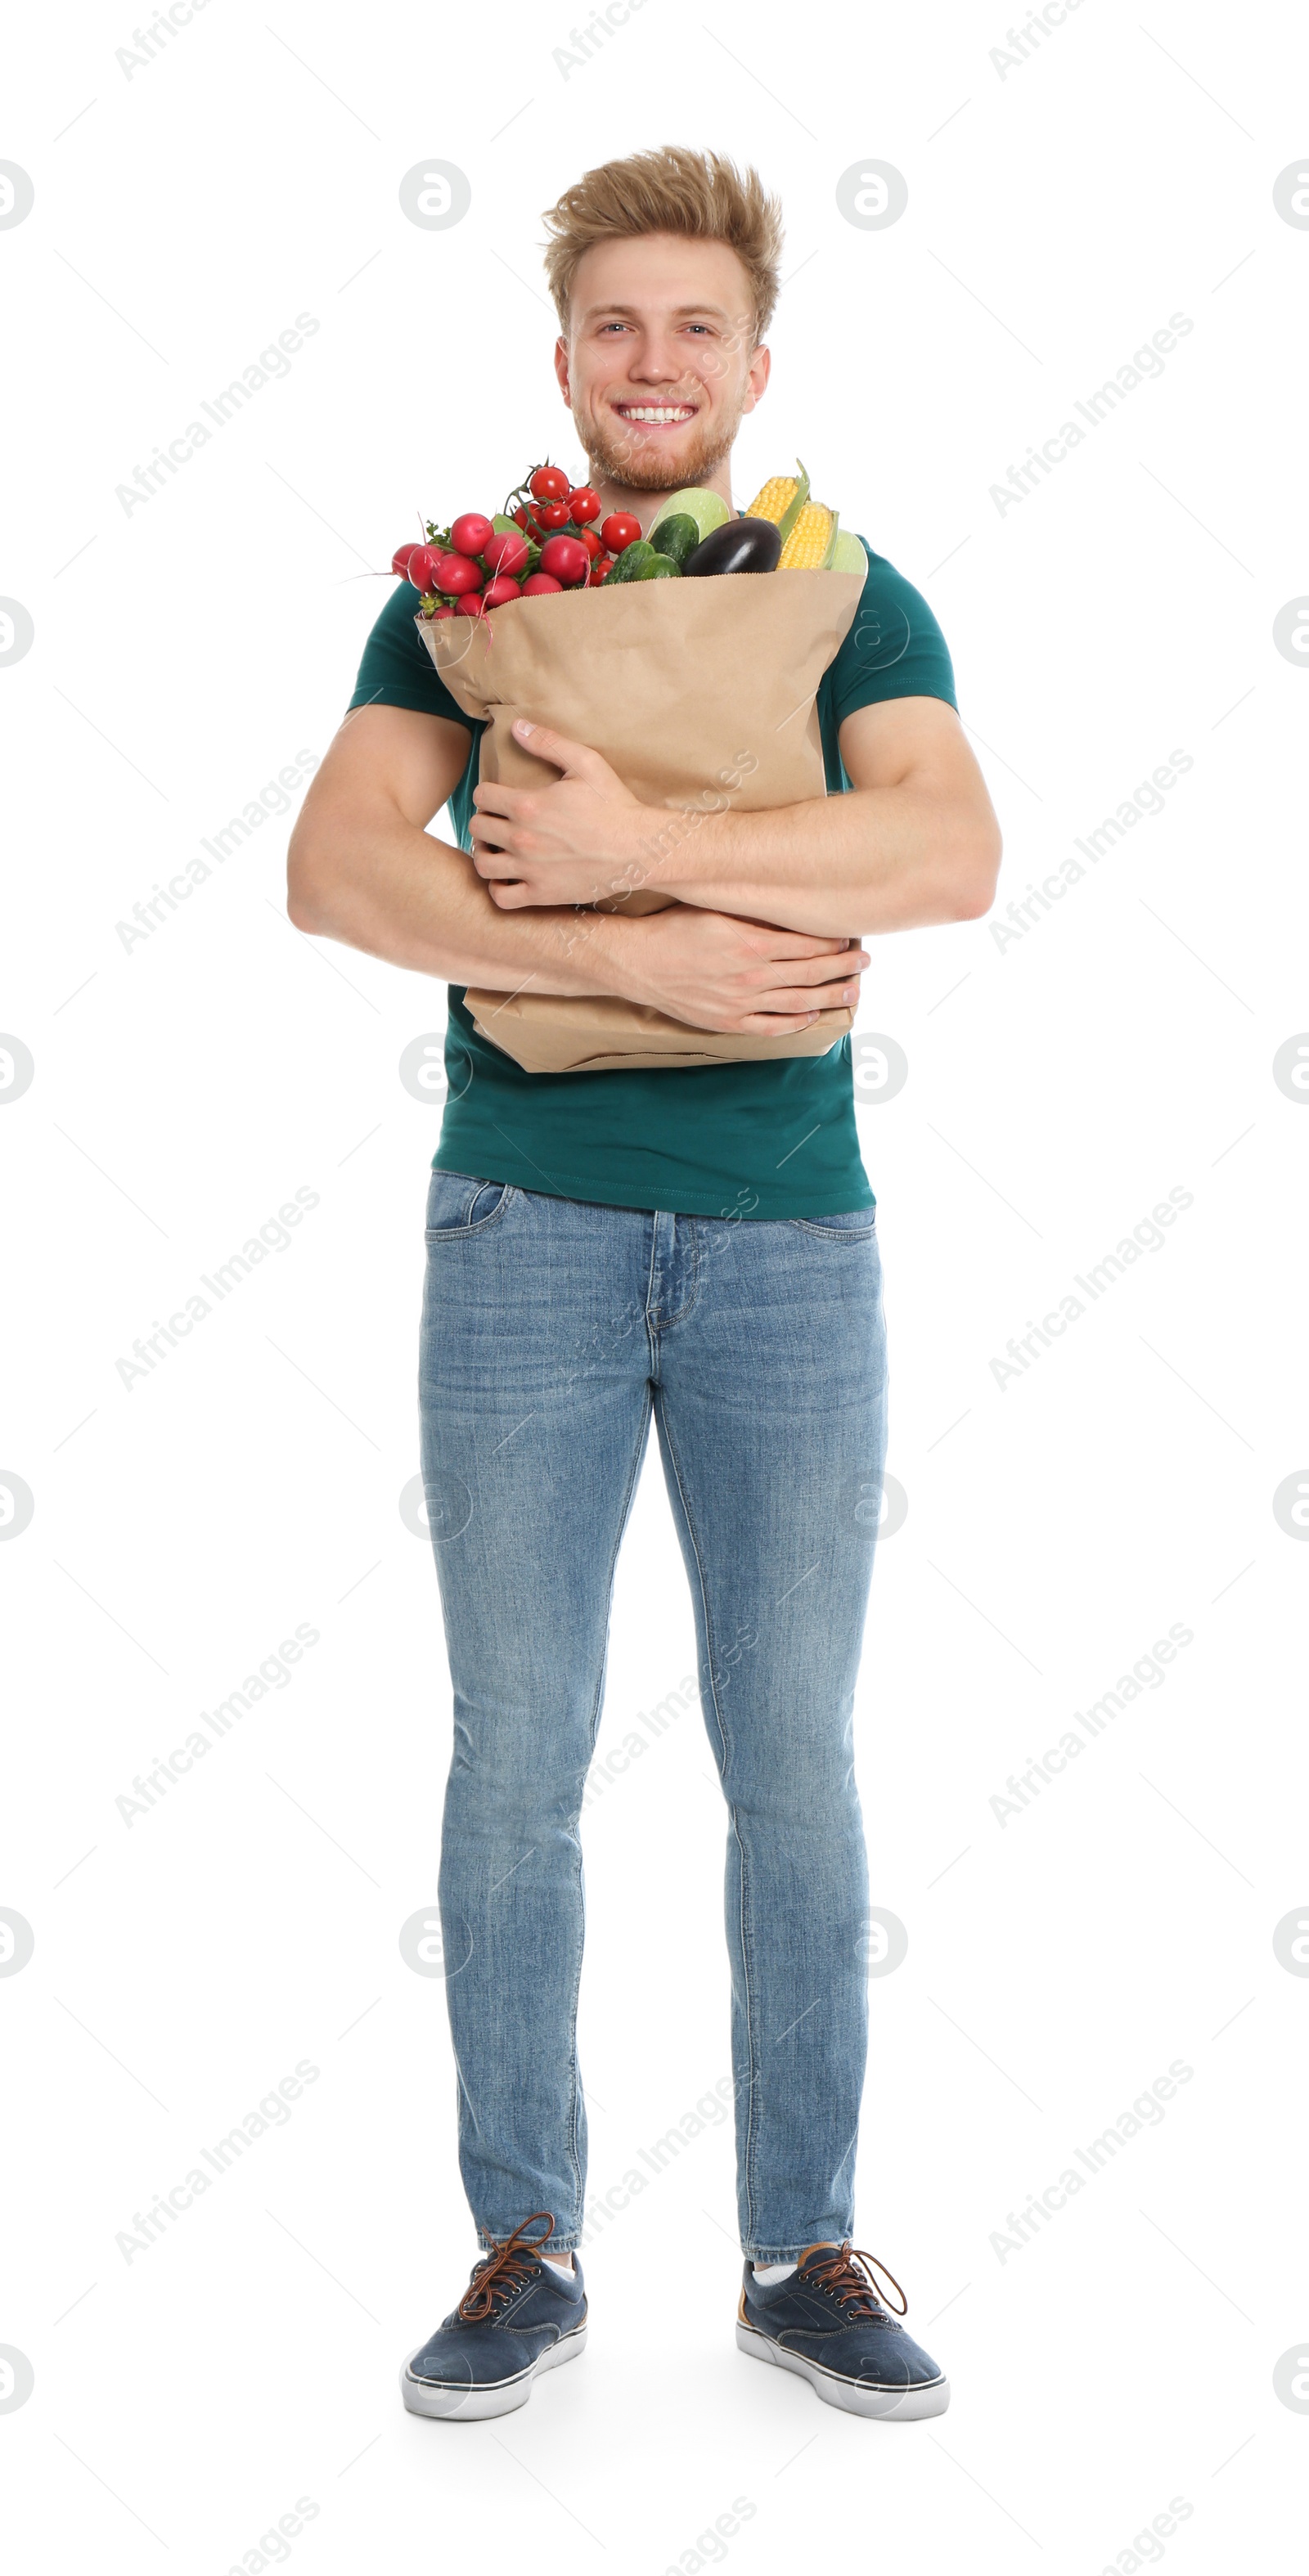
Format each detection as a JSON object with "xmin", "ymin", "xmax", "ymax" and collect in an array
[{"xmin": 612, "ymin": 402, "xmax": 699, "ymax": 426}]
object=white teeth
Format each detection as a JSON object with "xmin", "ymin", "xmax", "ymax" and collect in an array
[{"xmin": 619, "ymin": 406, "xmax": 695, "ymax": 423}]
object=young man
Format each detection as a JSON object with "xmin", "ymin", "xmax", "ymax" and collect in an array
[{"xmin": 288, "ymin": 146, "xmax": 1001, "ymax": 2424}]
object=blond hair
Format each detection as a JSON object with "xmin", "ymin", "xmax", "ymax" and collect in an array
[{"xmin": 542, "ymin": 146, "xmax": 784, "ymax": 347}]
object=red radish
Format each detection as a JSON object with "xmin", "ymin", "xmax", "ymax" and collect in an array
[
  {"xmin": 567, "ymin": 485, "xmax": 601, "ymax": 524},
  {"xmin": 433, "ymin": 603, "xmax": 458, "ymax": 618},
  {"xmin": 529, "ymin": 464, "xmax": 570, "ymax": 501},
  {"xmin": 538, "ymin": 533, "xmax": 589, "ymax": 587},
  {"xmin": 434, "ymin": 551, "xmax": 482, "ymax": 595},
  {"xmin": 457, "ymin": 592, "xmax": 488, "ymax": 618},
  {"xmin": 521, "ymin": 572, "xmax": 562, "ymax": 596},
  {"xmin": 450, "ymin": 511, "xmax": 493, "ymax": 556},
  {"xmin": 406, "ymin": 544, "xmax": 442, "ymax": 590},
  {"xmin": 601, "ymin": 511, "xmax": 641, "ymax": 553},
  {"xmin": 392, "ymin": 541, "xmax": 420, "ymax": 575},
  {"xmin": 534, "ymin": 500, "xmax": 570, "ymax": 530},
  {"xmin": 482, "ymin": 528, "xmax": 529, "ymax": 577},
  {"xmin": 482, "ymin": 576, "xmax": 522, "ymax": 608}
]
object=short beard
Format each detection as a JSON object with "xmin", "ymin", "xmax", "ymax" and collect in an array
[{"xmin": 575, "ymin": 393, "xmax": 747, "ymax": 494}]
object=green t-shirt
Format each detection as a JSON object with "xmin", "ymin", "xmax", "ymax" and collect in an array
[{"xmin": 349, "ymin": 541, "xmax": 956, "ymax": 1218}]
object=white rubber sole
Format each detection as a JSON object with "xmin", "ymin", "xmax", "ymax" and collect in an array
[
  {"xmin": 400, "ymin": 2322, "xmax": 587, "ymax": 2422},
  {"xmin": 735, "ymin": 2318, "xmax": 950, "ymax": 2421}
]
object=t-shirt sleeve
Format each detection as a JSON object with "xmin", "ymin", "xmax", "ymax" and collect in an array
[
  {"xmin": 347, "ymin": 579, "xmax": 478, "ymax": 728},
  {"xmin": 825, "ymin": 540, "xmax": 957, "ymax": 725}
]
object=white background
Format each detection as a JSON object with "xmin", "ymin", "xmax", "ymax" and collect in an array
[{"xmin": 2, "ymin": 0, "xmax": 1307, "ymax": 2566}]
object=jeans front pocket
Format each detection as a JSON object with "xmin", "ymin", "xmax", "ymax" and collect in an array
[
  {"xmin": 425, "ymin": 1170, "xmax": 516, "ymax": 1238},
  {"xmin": 787, "ymin": 1207, "xmax": 878, "ymax": 1239}
]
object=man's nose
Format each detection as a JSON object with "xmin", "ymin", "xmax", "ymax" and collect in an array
[{"xmin": 623, "ymin": 335, "xmax": 692, "ymax": 388}]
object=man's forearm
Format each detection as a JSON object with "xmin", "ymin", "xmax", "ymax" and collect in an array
[
  {"xmin": 290, "ymin": 802, "xmax": 634, "ymax": 997},
  {"xmin": 628, "ymin": 782, "xmax": 986, "ymax": 938}
]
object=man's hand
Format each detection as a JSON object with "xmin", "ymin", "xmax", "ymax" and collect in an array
[
  {"xmin": 615, "ymin": 906, "xmax": 870, "ymax": 1036},
  {"xmin": 470, "ymin": 718, "xmax": 667, "ymax": 908}
]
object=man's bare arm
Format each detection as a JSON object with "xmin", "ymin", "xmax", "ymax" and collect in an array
[
  {"xmin": 470, "ymin": 697, "xmax": 1002, "ymax": 940},
  {"xmin": 286, "ymin": 705, "xmax": 871, "ymax": 1036},
  {"xmin": 650, "ymin": 698, "xmax": 1002, "ymax": 935},
  {"xmin": 287, "ymin": 706, "xmax": 630, "ymax": 995}
]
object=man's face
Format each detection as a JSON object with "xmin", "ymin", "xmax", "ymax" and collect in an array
[{"xmin": 555, "ymin": 232, "xmax": 770, "ymax": 492}]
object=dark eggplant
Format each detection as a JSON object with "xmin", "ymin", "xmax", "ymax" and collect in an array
[{"xmin": 681, "ymin": 515, "xmax": 782, "ymax": 578}]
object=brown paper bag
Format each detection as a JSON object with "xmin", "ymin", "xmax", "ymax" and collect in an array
[{"xmin": 416, "ymin": 567, "xmax": 865, "ymax": 1074}]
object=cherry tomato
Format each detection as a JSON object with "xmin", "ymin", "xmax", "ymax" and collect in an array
[
  {"xmin": 529, "ymin": 465, "xmax": 570, "ymax": 501},
  {"xmin": 521, "ymin": 572, "xmax": 563, "ymax": 596},
  {"xmin": 533, "ymin": 499, "xmax": 570, "ymax": 531},
  {"xmin": 450, "ymin": 511, "xmax": 493, "ymax": 557},
  {"xmin": 601, "ymin": 512, "xmax": 642, "ymax": 553},
  {"xmin": 538, "ymin": 533, "xmax": 590, "ymax": 587},
  {"xmin": 434, "ymin": 551, "xmax": 483, "ymax": 595},
  {"xmin": 588, "ymin": 555, "xmax": 614, "ymax": 586},
  {"xmin": 512, "ymin": 505, "xmax": 535, "ymax": 531},
  {"xmin": 575, "ymin": 527, "xmax": 604, "ymax": 560},
  {"xmin": 568, "ymin": 486, "xmax": 601, "ymax": 525},
  {"xmin": 392, "ymin": 541, "xmax": 420, "ymax": 576},
  {"xmin": 482, "ymin": 576, "xmax": 523, "ymax": 608},
  {"xmin": 406, "ymin": 544, "xmax": 441, "ymax": 591},
  {"xmin": 482, "ymin": 528, "xmax": 530, "ymax": 578}
]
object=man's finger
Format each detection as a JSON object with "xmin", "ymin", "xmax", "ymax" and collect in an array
[
  {"xmin": 511, "ymin": 717, "xmax": 605, "ymax": 780},
  {"xmin": 471, "ymin": 781, "xmax": 525, "ymax": 817},
  {"xmin": 757, "ymin": 952, "xmax": 866, "ymax": 991},
  {"xmin": 470, "ymin": 813, "xmax": 519, "ymax": 855},
  {"xmin": 757, "ymin": 971, "xmax": 862, "ymax": 1008}
]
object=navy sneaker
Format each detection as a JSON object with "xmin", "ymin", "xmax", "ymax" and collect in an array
[
  {"xmin": 737, "ymin": 2239, "xmax": 949, "ymax": 2420},
  {"xmin": 401, "ymin": 2213, "xmax": 587, "ymax": 2421}
]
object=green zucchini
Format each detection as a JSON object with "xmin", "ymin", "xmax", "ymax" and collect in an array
[{"xmin": 647, "ymin": 486, "xmax": 730, "ymax": 545}]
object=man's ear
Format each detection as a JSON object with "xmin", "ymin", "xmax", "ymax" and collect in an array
[
  {"xmin": 742, "ymin": 342, "xmax": 771, "ymax": 416},
  {"xmin": 554, "ymin": 335, "xmax": 571, "ymax": 404}
]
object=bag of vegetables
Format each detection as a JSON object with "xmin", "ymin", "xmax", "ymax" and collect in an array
[{"xmin": 410, "ymin": 465, "xmax": 866, "ymax": 1074}]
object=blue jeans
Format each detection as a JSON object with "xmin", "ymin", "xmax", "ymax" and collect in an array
[{"xmin": 418, "ymin": 1169, "xmax": 888, "ymax": 2261}]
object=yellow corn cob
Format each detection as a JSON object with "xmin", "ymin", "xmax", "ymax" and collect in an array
[
  {"xmin": 779, "ymin": 501, "xmax": 835, "ymax": 569},
  {"xmin": 746, "ymin": 458, "xmax": 810, "ymax": 546},
  {"xmin": 746, "ymin": 473, "xmax": 801, "ymax": 525}
]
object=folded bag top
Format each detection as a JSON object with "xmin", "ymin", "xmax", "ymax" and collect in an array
[{"xmin": 417, "ymin": 566, "xmax": 866, "ymax": 1074}]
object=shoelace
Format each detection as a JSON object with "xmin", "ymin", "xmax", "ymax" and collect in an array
[
  {"xmin": 457, "ymin": 2211, "xmax": 558, "ymax": 2322},
  {"xmin": 798, "ymin": 2240, "xmax": 908, "ymax": 2318}
]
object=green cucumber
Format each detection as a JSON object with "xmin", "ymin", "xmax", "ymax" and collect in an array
[
  {"xmin": 649, "ymin": 511, "xmax": 699, "ymax": 569},
  {"xmin": 636, "ymin": 553, "xmax": 681, "ymax": 579},
  {"xmin": 605, "ymin": 538, "xmax": 656, "ymax": 584}
]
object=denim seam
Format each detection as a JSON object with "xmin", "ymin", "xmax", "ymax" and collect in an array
[
  {"xmin": 562, "ymin": 1396, "xmax": 653, "ymax": 2233},
  {"xmin": 654, "ymin": 1404, "xmax": 758, "ymax": 2251},
  {"xmin": 642, "ymin": 1215, "xmax": 661, "ymax": 1382},
  {"xmin": 651, "ymin": 1220, "xmax": 703, "ymax": 1332}
]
